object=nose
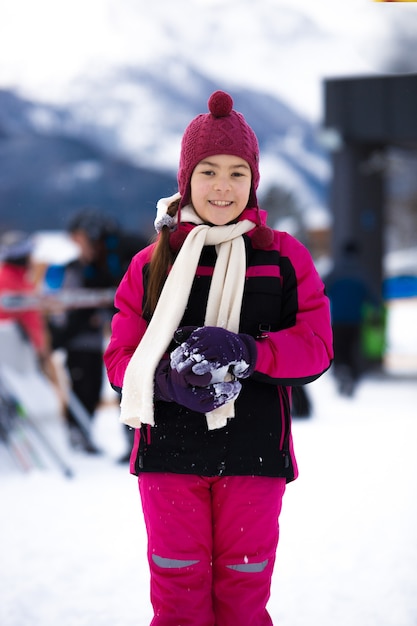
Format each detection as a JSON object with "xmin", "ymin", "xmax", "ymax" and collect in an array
[{"xmin": 213, "ymin": 174, "xmax": 231, "ymax": 192}]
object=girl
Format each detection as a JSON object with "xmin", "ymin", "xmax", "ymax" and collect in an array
[{"xmin": 104, "ymin": 90, "xmax": 333, "ymax": 626}]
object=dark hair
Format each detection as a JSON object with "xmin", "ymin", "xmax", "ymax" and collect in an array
[
  {"xmin": 67, "ymin": 208, "xmax": 119, "ymax": 241},
  {"xmin": 144, "ymin": 197, "xmax": 180, "ymax": 316}
]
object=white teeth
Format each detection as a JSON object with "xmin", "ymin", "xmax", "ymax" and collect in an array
[{"xmin": 211, "ymin": 201, "xmax": 231, "ymax": 206}]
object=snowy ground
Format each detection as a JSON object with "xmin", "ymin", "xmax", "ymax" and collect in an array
[{"xmin": 1, "ymin": 366, "xmax": 416, "ymax": 626}]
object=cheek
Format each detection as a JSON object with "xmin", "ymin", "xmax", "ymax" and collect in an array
[
  {"xmin": 191, "ymin": 179, "xmax": 208, "ymax": 195},
  {"xmin": 238, "ymin": 185, "xmax": 251, "ymax": 207},
  {"xmin": 243, "ymin": 180, "xmax": 252, "ymax": 197},
  {"xmin": 190, "ymin": 183, "xmax": 210, "ymax": 210}
]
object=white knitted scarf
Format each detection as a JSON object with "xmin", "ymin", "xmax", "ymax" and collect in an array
[{"xmin": 120, "ymin": 205, "xmax": 255, "ymax": 431}]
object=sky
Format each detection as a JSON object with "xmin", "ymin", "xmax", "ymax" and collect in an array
[{"xmin": 1, "ymin": 0, "xmax": 416, "ymax": 121}]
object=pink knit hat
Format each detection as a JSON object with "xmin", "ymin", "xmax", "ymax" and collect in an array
[{"xmin": 178, "ymin": 91, "xmax": 260, "ymax": 210}]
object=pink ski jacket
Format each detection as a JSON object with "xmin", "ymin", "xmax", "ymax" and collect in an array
[{"xmin": 104, "ymin": 208, "xmax": 333, "ymax": 482}]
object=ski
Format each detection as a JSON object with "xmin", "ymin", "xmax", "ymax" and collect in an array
[
  {"xmin": 0, "ymin": 372, "xmax": 73, "ymax": 477},
  {"xmin": 22, "ymin": 415, "xmax": 74, "ymax": 478}
]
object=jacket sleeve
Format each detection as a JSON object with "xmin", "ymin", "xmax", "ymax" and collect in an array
[
  {"xmin": 103, "ymin": 247, "xmax": 152, "ymax": 390},
  {"xmin": 253, "ymin": 234, "xmax": 333, "ymax": 385},
  {"xmin": 0, "ymin": 270, "xmax": 49, "ymax": 357}
]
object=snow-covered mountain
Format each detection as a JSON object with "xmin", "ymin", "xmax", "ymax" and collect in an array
[
  {"xmin": 1, "ymin": 0, "xmax": 416, "ymax": 233},
  {"xmin": 23, "ymin": 63, "xmax": 330, "ymax": 200},
  {"xmin": 0, "ymin": 78, "xmax": 330, "ymax": 234}
]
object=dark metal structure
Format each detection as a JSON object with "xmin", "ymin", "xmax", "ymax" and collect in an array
[{"xmin": 323, "ymin": 73, "xmax": 417, "ymax": 292}]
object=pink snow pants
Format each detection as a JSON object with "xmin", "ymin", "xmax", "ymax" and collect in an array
[{"xmin": 139, "ymin": 473, "xmax": 286, "ymax": 626}]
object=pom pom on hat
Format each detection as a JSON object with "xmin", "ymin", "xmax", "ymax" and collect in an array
[
  {"xmin": 177, "ymin": 91, "xmax": 260, "ymax": 210},
  {"xmin": 208, "ymin": 91, "xmax": 233, "ymax": 117}
]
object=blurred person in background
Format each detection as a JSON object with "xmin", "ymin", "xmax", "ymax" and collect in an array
[
  {"xmin": 0, "ymin": 231, "xmax": 50, "ymax": 367},
  {"xmin": 48, "ymin": 208, "xmax": 147, "ymax": 454},
  {"xmin": 325, "ymin": 240, "xmax": 380, "ymax": 396}
]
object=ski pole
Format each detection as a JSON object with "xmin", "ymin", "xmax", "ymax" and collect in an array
[{"xmin": 22, "ymin": 413, "xmax": 74, "ymax": 479}]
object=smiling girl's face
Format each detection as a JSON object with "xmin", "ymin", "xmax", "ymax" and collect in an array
[{"xmin": 190, "ymin": 154, "xmax": 252, "ymax": 225}]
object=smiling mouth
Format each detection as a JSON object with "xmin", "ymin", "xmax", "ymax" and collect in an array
[{"xmin": 209, "ymin": 200, "xmax": 233, "ymax": 207}]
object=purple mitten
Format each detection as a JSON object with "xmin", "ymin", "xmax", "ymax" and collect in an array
[
  {"xmin": 154, "ymin": 359, "xmax": 241, "ymax": 413},
  {"xmin": 172, "ymin": 326, "xmax": 257, "ymax": 380},
  {"xmin": 170, "ymin": 338, "xmax": 212, "ymax": 387},
  {"xmin": 170, "ymin": 326, "xmax": 214, "ymax": 387}
]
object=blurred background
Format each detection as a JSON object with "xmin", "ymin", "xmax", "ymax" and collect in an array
[
  {"xmin": 0, "ymin": 0, "xmax": 416, "ymax": 236},
  {"xmin": 0, "ymin": 1, "xmax": 417, "ymax": 625},
  {"xmin": 1, "ymin": 0, "xmax": 416, "ymax": 374}
]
